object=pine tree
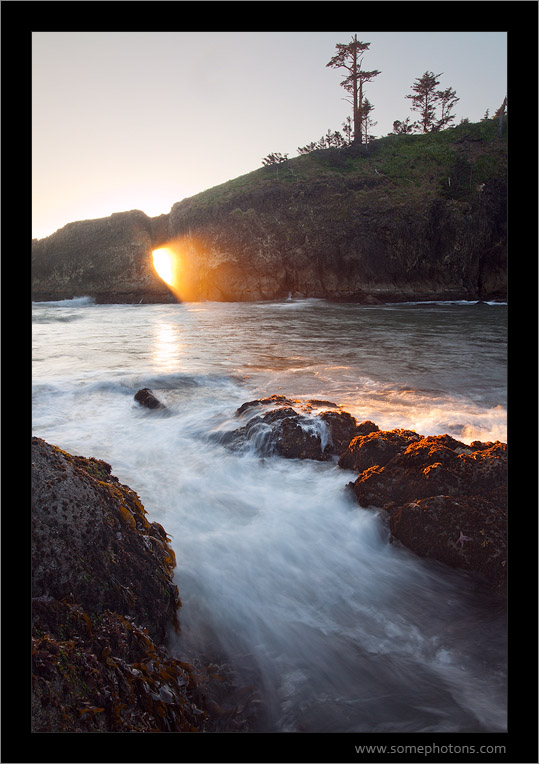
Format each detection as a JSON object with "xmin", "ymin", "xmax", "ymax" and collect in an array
[
  {"xmin": 392, "ymin": 117, "xmax": 413, "ymax": 135},
  {"xmin": 341, "ymin": 116, "xmax": 353, "ymax": 145},
  {"xmin": 436, "ymin": 87, "xmax": 459, "ymax": 130},
  {"xmin": 361, "ymin": 98, "xmax": 377, "ymax": 144},
  {"xmin": 326, "ymin": 35, "xmax": 380, "ymax": 144},
  {"xmin": 405, "ymin": 72, "xmax": 459, "ymax": 133},
  {"xmin": 406, "ymin": 71, "xmax": 443, "ymax": 133}
]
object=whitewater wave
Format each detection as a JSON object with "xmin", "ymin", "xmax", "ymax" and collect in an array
[{"xmin": 32, "ymin": 296, "xmax": 96, "ymax": 307}]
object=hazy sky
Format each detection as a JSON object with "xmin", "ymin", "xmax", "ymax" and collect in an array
[{"xmin": 32, "ymin": 31, "xmax": 507, "ymax": 240}]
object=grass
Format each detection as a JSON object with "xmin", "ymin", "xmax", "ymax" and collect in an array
[{"xmin": 176, "ymin": 119, "xmax": 506, "ymax": 212}]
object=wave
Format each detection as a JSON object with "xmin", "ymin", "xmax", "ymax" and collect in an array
[
  {"xmin": 32, "ymin": 370, "xmax": 245, "ymax": 399},
  {"xmin": 253, "ymin": 298, "xmax": 327, "ymax": 310},
  {"xmin": 384, "ymin": 300, "xmax": 507, "ymax": 307},
  {"xmin": 32, "ymin": 296, "xmax": 96, "ymax": 307}
]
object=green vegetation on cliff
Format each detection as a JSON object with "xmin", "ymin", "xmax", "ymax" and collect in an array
[{"xmin": 187, "ymin": 118, "xmax": 506, "ymax": 210}]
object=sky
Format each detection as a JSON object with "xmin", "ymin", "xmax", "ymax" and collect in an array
[{"xmin": 32, "ymin": 31, "xmax": 507, "ymax": 240}]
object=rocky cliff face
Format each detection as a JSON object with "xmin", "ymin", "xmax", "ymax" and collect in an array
[
  {"xmin": 32, "ymin": 122, "xmax": 507, "ymax": 304},
  {"xmin": 167, "ymin": 174, "xmax": 506, "ymax": 303},
  {"xmin": 31, "ymin": 210, "xmax": 175, "ymax": 303}
]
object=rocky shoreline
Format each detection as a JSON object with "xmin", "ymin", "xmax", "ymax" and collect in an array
[
  {"xmin": 32, "ymin": 394, "xmax": 506, "ymax": 730},
  {"xmin": 31, "ymin": 437, "xmax": 257, "ymax": 732},
  {"xmin": 216, "ymin": 395, "xmax": 507, "ymax": 592}
]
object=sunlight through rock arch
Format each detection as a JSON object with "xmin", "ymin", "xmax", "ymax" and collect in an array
[{"xmin": 152, "ymin": 248, "xmax": 175, "ymax": 287}]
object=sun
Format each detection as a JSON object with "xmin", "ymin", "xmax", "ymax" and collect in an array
[{"xmin": 152, "ymin": 248, "xmax": 175, "ymax": 286}]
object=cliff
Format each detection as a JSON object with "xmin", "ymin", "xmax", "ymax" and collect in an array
[
  {"xmin": 32, "ymin": 120, "xmax": 507, "ymax": 304},
  {"xmin": 31, "ymin": 210, "xmax": 175, "ymax": 303}
]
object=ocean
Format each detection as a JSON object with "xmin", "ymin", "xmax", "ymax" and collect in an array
[{"xmin": 32, "ymin": 296, "xmax": 507, "ymax": 733}]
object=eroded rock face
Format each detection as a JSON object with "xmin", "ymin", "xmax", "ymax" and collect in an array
[
  {"xmin": 165, "ymin": 177, "xmax": 507, "ymax": 302},
  {"xmin": 344, "ymin": 433, "xmax": 507, "ymax": 591},
  {"xmin": 31, "ymin": 210, "xmax": 176, "ymax": 304}
]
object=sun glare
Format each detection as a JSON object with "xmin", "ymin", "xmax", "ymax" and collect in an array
[{"xmin": 152, "ymin": 248, "xmax": 175, "ymax": 286}]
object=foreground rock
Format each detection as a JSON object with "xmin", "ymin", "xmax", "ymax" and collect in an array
[
  {"xmin": 31, "ymin": 437, "xmax": 254, "ymax": 732},
  {"xmin": 343, "ymin": 432, "xmax": 507, "ymax": 592},
  {"xmin": 221, "ymin": 396, "xmax": 377, "ymax": 461}
]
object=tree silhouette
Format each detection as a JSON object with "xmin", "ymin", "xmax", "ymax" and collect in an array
[
  {"xmin": 297, "ymin": 123, "xmax": 351, "ymax": 155},
  {"xmin": 437, "ymin": 86, "xmax": 459, "ymax": 130},
  {"xmin": 261, "ymin": 152, "xmax": 289, "ymax": 179},
  {"xmin": 326, "ymin": 35, "xmax": 380, "ymax": 144},
  {"xmin": 405, "ymin": 71, "xmax": 459, "ymax": 133},
  {"xmin": 406, "ymin": 71, "xmax": 443, "ymax": 133},
  {"xmin": 361, "ymin": 98, "xmax": 377, "ymax": 144},
  {"xmin": 495, "ymin": 96, "xmax": 507, "ymax": 138},
  {"xmin": 262, "ymin": 152, "xmax": 288, "ymax": 166},
  {"xmin": 392, "ymin": 117, "xmax": 413, "ymax": 135}
]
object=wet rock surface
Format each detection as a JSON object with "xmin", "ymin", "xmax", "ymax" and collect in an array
[
  {"xmin": 344, "ymin": 433, "xmax": 507, "ymax": 592},
  {"xmin": 337, "ymin": 426, "xmax": 415, "ymax": 472},
  {"xmin": 31, "ymin": 437, "xmax": 256, "ymax": 732},
  {"xmin": 222, "ymin": 396, "xmax": 373, "ymax": 461},
  {"xmin": 222, "ymin": 398, "xmax": 507, "ymax": 591},
  {"xmin": 134, "ymin": 387, "xmax": 165, "ymax": 410},
  {"xmin": 31, "ymin": 437, "xmax": 179, "ymax": 643}
]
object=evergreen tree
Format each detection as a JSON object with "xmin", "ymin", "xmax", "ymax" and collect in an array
[
  {"xmin": 405, "ymin": 71, "xmax": 459, "ymax": 133},
  {"xmin": 392, "ymin": 117, "xmax": 413, "ymax": 135},
  {"xmin": 262, "ymin": 152, "xmax": 288, "ymax": 166},
  {"xmin": 361, "ymin": 98, "xmax": 377, "ymax": 144},
  {"xmin": 326, "ymin": 35, "xmax": 380, "ymax": 144},
  {"xmin": 436, "ymin": 86, "xmax": 459, "ymax": 130},
  {"xmin": 261, "ymin": 152, "xmax": 289, "ymax": 178},
  {"xmin": 406, "ymin": 71, "xmax": 443, "ymax": 133},
  {"xmin": 297, "ymin": 127, "xmax": 348, "ymax": 154},
  {"xmin": 341, "ymin": 116, "xmax": 353, "ymax": 145},
  {"xmin": 297, "ymin": 142, "xmax": 319, "ymax": 155}
]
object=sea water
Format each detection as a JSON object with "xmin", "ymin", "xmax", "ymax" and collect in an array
[{"xmin": 32, "ymin": 297, "xmax": 507, "ymax": 732}]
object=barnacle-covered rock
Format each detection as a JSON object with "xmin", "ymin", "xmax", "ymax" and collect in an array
[
  {"xmin": 346, "ymin": 432, "xmax": 507, "ymax": 591},
  {"xmin": 31, "ymin": 437, "xmax": 179, "ymax": 642},
  {"xmin": 31, "ymin": 601, "xmax": 207, "ymax": 732},
  {"xmin": 31, "ymin": 437, "xmax": 258, "ymax": 732},
  {"xmin": 338, "ymin": 427, "xmax": 418, "ymax": 472}
]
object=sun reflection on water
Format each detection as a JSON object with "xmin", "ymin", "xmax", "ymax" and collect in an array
[{"xmin": 152, "ymin": 323, "xmax": 183, "ymax": 372}]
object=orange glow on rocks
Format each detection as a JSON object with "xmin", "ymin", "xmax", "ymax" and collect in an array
[{"xmin": 151, "ymin": 235, "xmax": 225, "ymax": 302}]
